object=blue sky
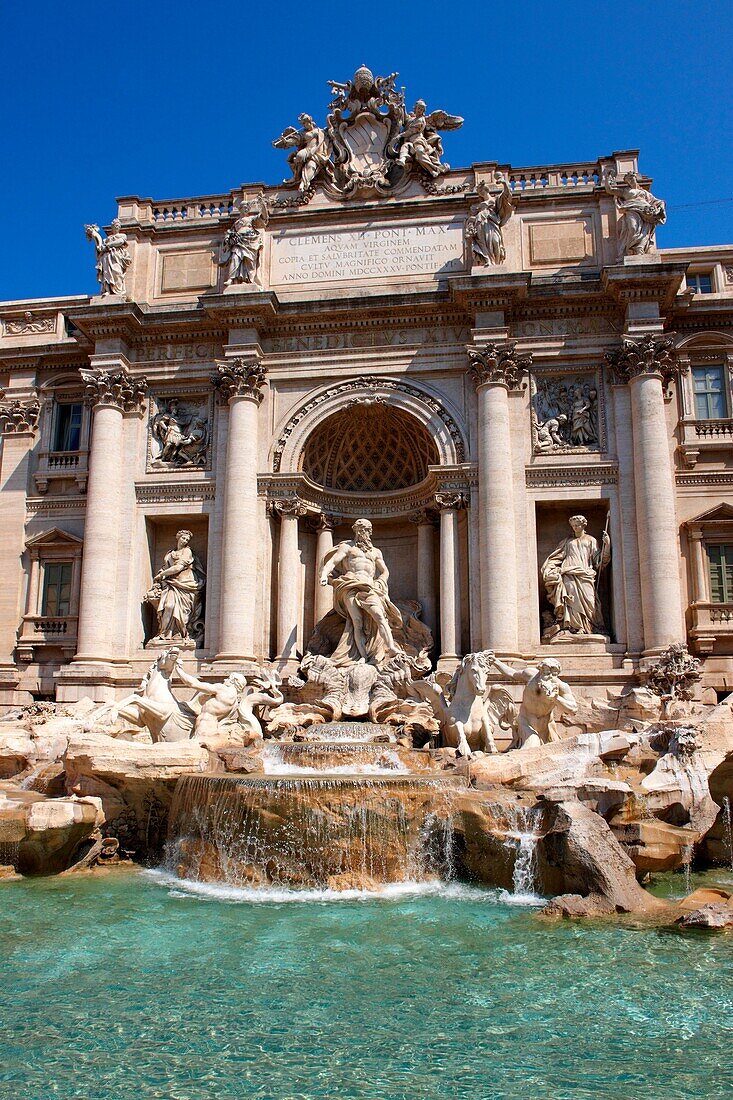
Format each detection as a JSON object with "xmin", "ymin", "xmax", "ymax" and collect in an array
[{"xmin": 1, "ymin": 0, "xmax": 731, "ymax": 301}]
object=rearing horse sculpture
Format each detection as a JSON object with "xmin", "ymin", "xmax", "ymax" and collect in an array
[
  {"xmin": 86, "ymin": 648, "xmax": 196, "ymax": 743},
  {"xmin": 411, "ymin": 650, "xmax": 516, "ymax": 757}
]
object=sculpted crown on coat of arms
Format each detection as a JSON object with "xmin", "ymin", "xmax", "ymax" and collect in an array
[{"xmin": 273, "ymin": 65, "xmax": 463, "ymax": 199}]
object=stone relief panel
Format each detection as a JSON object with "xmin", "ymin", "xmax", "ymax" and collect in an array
[
  {"xmin": 530, "ymin": 371, "xmax": 604, "ymax": 456},
  {"xmin": 1, "ymin": 312, "xmax": 56, "ymax": 337},
  {"xmin": 158, "ymin": 249, "xmax": 217, "ymax": 295},
  {"xmin": 522, "ymin": 215, "xmax": 596, "ymax": 269},
  {"xmin": 147, "ymin": 393, "xmax": 212, "ymax": 471}
]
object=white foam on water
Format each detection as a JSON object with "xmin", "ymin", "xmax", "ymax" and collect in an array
[
  {"xmin": 261, "ymin": 761, "xmax": 410, "ymax": 776},
  {"xmin": 145, "ymin": 868, "xmax": 510, "ymax": 906}
]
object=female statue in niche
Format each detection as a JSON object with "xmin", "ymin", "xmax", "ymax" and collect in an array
[
  {"xmin": 541, "ymin": 514, "xmax": 610, "ymax": 639},
  {"xmin": 146, "ymin": 530, "xmax": 206, "ymax": 644}
]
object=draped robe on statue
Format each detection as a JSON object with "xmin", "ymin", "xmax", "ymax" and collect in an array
[
  {"xmin": 541, "ymin": 533, "xmax": 607, "ymax": 635},
  {"xmin": 322, "ymin": 547, "xmax": 404, "ymax": 667}
]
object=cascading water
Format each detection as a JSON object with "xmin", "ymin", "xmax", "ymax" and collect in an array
[
  {"xmin": 167, "ymin": 773, "xmax": 467, "ymax": 891},
  {"xmin": 262, "ymin": 741, "xmax": 410, "ymax": 775},
  {"xmin": 503, "ymin": 805, "xmax": 541, "ymax": 900},
  {"xmin": 722, "ymin": 796, "xmax": 733, "ymax": 872}
]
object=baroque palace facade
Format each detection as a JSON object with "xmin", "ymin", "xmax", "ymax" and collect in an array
[{"xmin": 1, "ymin": 66, "xmax": 732, "ymax": 709}]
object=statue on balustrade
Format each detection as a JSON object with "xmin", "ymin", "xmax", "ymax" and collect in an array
[
  {"xmin": 541, "ymin": 515, "xmax": 611, "ymax": 639},
  {"xmin": 465, "ymin": 174, "xmax": 515, "ymax": 266},
  {"xmin": 84, "ymin": 219, "xmax": 131, "ymax": 297},
  {"xmin": 273, "ymin": 113, "xmax": 332, "ymax": 193},
  {"xmin": 604, "ymin": 171, "xmax": 666, "ymax": 258},
  {"xmin": 145, "ymin": 530, "xmax": 206, "ymax": 645},
  {"xmin": 489, "ymin": 654, "xmax": 578, "ymax": 750},
  {"xmin": 219, "ymin": 196, "xmax": 269, "ymax": 286}
]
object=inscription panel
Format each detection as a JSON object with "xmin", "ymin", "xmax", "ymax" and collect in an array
[{"xmin": 270, "ymin": 219, "xmax": 466, "ymax": 285}]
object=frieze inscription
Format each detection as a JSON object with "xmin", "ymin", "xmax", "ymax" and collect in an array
[{"xmin": 265, "ymin": 325, "xmax": 470, "ymax": 353}]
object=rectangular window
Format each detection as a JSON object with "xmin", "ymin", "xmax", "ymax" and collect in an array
[
  {"xmin": 688, "ymin": 272, "xmax": 713, "ymax": 294},
  {"xmin": 709, "ymin": 544, "xmax": 733, "ymax": 604},
  {"xmin": 693, "ymin": 364, "xmax": 727, "ymax": 419},
  {"xmin": 52, "ymin": 402, "xmax": 82, "ymax": 452},
  {"xmin": 41, "ymin": 562, "xmax": 73, "ymax": 617}
]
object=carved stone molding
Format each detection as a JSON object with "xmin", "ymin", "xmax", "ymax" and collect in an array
[
  {"xmin": 272, "ymin": 375, "xmax": 466, "ymax": 472},
  {"xmin": 0, "ymin": 397, "xmax": 41, "ymax": 435},
  {"xmin": 467, "ymin": 342, "xmax": 532, "ymax": 390},
  {"xmin": 2, "ymin": 312, "xmax": 55, "ymax": 337},
  {"xmin": 135, "ymin": 481, "xmax": 216, "ymax": 504},
  {"xmin": 525, "ymin": 463, "xmax": 618, "ymax": 488},
  {"xmin": 434, "ymin": 491, "xmax": 467, "ymax": 511},
  {"xmin": 211, "ymin": 358, "xmax": 268, "ymax": 404},
  {"xmin": 81, "ymin": 367, "xmax": 148, "ymax": 413},
  {"xmin": 606, "ymin": 334, "xmax": 682, "ymax": 393},
  {"xmin": 409, "ymin": 508, "xmax": 437, "ymax": 526},
  {"xmin": 269, "ymin": 497, "xmax": 308, "ymax": 519}
]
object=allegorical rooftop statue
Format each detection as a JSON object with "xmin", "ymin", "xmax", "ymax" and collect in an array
[
  {"xmin": 273, "ymin": 65, "xmax": 462, "ymax": 199},
  {"xmin": 604, "ymin": 170, "xmax": 666, "ymax": 258},
  {"xmin": 219, "ymin": 195, "xmax": 269, "ymax": 287},
  {"xmin": 84, "ymin": 219, "xmax": 131, "ymax": 297},
  {"xmin": 465, "ymin": 173, "xmax": 516, "ymax": 266}
]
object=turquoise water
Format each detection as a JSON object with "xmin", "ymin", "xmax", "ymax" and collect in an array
[{"xmin": 1, "ymin": 870, "xmax": 732, "ymax": 1100}]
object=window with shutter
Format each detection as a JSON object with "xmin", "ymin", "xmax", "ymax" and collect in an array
[{"xmin": 708, "ymin": 544, "xmax": 733, "ymax": 604}]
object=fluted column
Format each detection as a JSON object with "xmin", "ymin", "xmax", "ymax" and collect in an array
[
  {"xmin": 409, "ymin": 509, "xmax": 437, "ymax": 643},
  {"xmin": 436, "ymin": 493, "xmax": 465, "ymax": 661},
  {"xmin": 273, "ymin": 499, "xmax": 307, "ymax": 663},
  {"xmin": 468, "ymin": 342, "xmax": 530, "ymax": 653},
  {"xmin": 75, "ymin": 365, "xmax": 146, "ymax": 660},
  {"xmin": 313, "ymin": 513, "xmax": 335, "ymax": 624},
  {"xmin": 608, "ymin": 335, "xmax": 685, "ymax": 652},
  {"xmin": 213, "ymin": 358, "xmax": 268, "ymax": 662},
  {"xmin": 0, "ymin": 396, "xmax": 41, "ymax": 671}
]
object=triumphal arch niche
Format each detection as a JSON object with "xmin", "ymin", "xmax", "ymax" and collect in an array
[{"xmin": 1, "ymin": 61, "xmax": 733, "ymax": 709}]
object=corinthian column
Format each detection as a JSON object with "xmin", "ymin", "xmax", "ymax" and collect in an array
[
  {"xmin": 468, "ymin": 342, "xmax": 531, "ymax": 654},
  {"xmin": 313, "ymin": 513, "xmax": 335, "ymax": 624},
  {"xmin": 212, "ymin": 358, "xmax": 268, "ymax": 662},
  {"xmin": 75, "ymin": 364, "xmax": 147, "ymax": 660},
  {"xmin": 0, "ymin": 396, "xmax": 41, "ymax": 676},
  {"xmin": 435, "ymin": 493, "xmax": 465, "ymax": 662},
  {"xmin": 607, "ymin": 335, "xmax": 685, "ymax": 652},
  {"xmin": 272, "ymin": 498, "xmax": 307, "ymax": 664}
]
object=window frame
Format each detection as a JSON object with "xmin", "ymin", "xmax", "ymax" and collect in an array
[
  {"xmin": 707, "ymin": 541, "xmax": 733, "ymax": 605},
  {"xmin": 51, "ymin": 400, "xmax": 84, "ymax": 453},
  {"xmin": 691, "ymin": 362, "xmax": 729, "ymax": 420}
]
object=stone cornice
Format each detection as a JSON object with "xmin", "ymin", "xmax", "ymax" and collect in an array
[
  {"xmin": 525, "ymin": 462, "xmax": 618, "ymax": 487},
  {"xmin": 135, "ymin": 480, "xmax": 216, "ymax": 503},
  {"xmin": 467, "ymin": 342, "xmax": 532, "ymax": 390},
  {"xmin": 64, "ymin": 300, "xmax": 146, "ymax": 343},
  {"xmin": 0, "ymin": 396, "xmax": 41, "ymax": 435},
  {"xmin": 211, "ymin": 357, "xmax": 268, "ymax": 404},
  {"xmin": 81, "ymin": 366, "xmax": 148, "ymax": 412},
  {"xmin": 449, "ymin": 272, "xmax": 531, "ymax": 313},
  {"xmin": 200, "ymin": 290, "xmax": 279, "ymax": 328},
  {"xmin": 601, "ymin": 262, "xmax": 687, "ymax": 311},
  {"xmin": 606, "ymin": 334, "xmax": 682, "ymax": 391}
]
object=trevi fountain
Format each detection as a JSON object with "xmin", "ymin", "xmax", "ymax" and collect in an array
[{"xmin": 2, "ymin": 64, "xmax": 733, "ymax": 1100}]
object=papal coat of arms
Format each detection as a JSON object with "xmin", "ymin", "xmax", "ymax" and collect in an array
[{"xmin": 273, "ymin": 65, "xmax": 463, "ymax": 199}]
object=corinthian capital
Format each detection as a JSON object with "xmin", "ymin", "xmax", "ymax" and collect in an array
[
  {"xmin": 0, "ymin": 396, "xmax": 41, "ymax": 435},
  {"xmin": 467, "ymin": 342, "xmax": 531, "ymax": 390},
  {"xmin": 81, "ymin": 367, "xmax": 147, "ymax": 412},
  {"xmin": 606, "ymin": 334, "xmax": 681, "ymax": 391},
  {"xmin": 269, "ymin": 497, "xmax": 308, "ymax": 518},
  {"xmin": 211, "ymin": 358, "xmax": 268, "ymax": 404}
]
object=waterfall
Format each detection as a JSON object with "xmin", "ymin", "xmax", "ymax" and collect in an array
[
  {"xmin": 263, "ymin": 741, "xmax": 409, "ymax": 775},
  {"xmin": 167, "ymin": 774, "xmax": 466, "ymax": 891},
  {"xmin": 723, "ymin": 797, "xmax": 733, "ymax": 872},
  {"xmin": 504, "ymin": 805, "xmax": 541, "ymax": 899}
]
